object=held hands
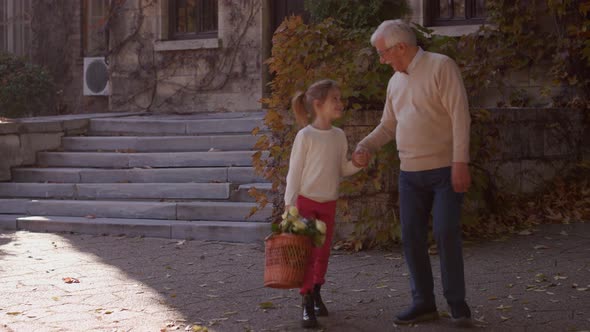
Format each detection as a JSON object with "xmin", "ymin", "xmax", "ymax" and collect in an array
[
  {"xmin": 352, "ymin": 146, "xmax": 371, "ymax": 168},
  {"xmin": 452, "ymin": 162, "xmax": 471, "ymax": 193}
]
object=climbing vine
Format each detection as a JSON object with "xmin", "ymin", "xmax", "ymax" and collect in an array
[{"xmin": 101, "ymin": 0, "xmax": 262, "ymax": 112}]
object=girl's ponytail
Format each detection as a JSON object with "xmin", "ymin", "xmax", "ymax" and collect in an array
[
  {"xmin": 291, "ymin": 91, "xmax": 309, "ymax": 127},
  {"xmin": 291, "ymin": 79, "xmax": 339, "ymax": 128}
]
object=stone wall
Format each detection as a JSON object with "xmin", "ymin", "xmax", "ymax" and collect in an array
[
  {"xmin": 108, "ymin": 0, "xmax": 264, "ymax": 113},
  {"xmin": 333, "ymin": 107, "xmax": 589, "ymax": 238},
  {"xmin": 29, "ymin": 1, "xmax": 109, "ymax": 115},
  {"xmin": 0, "ymin": 113, "xmax": 135, "ymax": 182}
]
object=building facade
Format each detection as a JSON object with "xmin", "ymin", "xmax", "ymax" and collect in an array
[{"xmin": 1, "ymin": 0, "xmax": 493, "ymax": 114}]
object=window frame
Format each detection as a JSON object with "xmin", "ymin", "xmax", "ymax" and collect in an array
[
  {"xmin": 0, "ymin": 0, "xmax": 32, "ymax": 57},
  {"xmin": 82, "ymin": 0, "xmax": 110, "ymax": 57},
  {"xmin": 168, "ymin": 0, "xmax": 218, "ymax": 40},
  {"xmin": 428, "ymin": 0, "xmax": 486, "ymax": 27}
]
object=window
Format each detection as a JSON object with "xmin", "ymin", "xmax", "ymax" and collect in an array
[
  {"xmin": 83, "ymin": 0, "xmax": 110, "ymax": 56},
  {"xmin": 169, "ymin": 0, "xmax": 218, "ymax": 40},
  {"xmin": 0, "ymin": 0, "xmax": 32, "ymax": 57},
  {"xmin": 429, "ymin": 0, "xmax": 486, "ymax": 26}
]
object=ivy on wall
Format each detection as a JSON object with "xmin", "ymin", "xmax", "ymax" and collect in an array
[
  {"xmin": 102, "ymin": 0, "xmax": 262, "ymax": 111},
  {"xmin": 252, "ymin": 1, "xmax": 590, "ymax": 250}
]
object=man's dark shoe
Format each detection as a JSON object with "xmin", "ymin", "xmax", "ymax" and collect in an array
[
  {"xmin": 301, "ymin": 293, "xmax": 318, "ymax": 328},
  {"xmin": 394, "ymin": 305, "xmax": 439, "ymax": 325},
  {"xmin": 313, "ymin": 284, "xmax": 329, "ymax": 316},
  {"xmin": 450, "ymin": 301, "xmax": 472, "ymax": 328}
]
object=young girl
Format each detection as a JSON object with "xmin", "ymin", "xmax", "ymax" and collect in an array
[{"xmin": 285, "ymin": 79, "xmax": 363, "ymax": 328}]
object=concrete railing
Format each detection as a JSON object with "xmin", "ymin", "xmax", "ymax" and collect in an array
[{"xmin": 0, "ymin": 113, "xmax": 139, "ymax": 181}]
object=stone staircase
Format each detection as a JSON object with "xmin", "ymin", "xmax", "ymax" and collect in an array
[{"xmin": 0, "ymin": 112, "xmax": 273, "ymax": 242}]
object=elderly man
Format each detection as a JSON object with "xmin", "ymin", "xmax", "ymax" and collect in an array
[{"xmin": 352, "ymin": 20, "xmax": 472, "ymax": 327}]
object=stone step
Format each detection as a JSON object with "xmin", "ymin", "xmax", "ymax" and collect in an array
[
  {"xmin": 61, "ymin": 135, "xmax": 259, "ymax": 152},
  {"xmin": 232, "ymin": 183, "xmax": 273, "ymax": 202},
  {"xmin": 88, "ymin": 116, "xmax": 265, "ymax": 136},
  {"xmin": 12, "ymin": 167, "xmax": 266, "ymax": 184},
  {"xmin": 176, "ymin": 201, "xmax": 271, "ymax": 221},
  {"xmin": 37, "ymin": 151, "xmax": 264, "ymax": 168},
  {"xmin": 0, "ymin": 199, "xmax": 271, "ymax": 221},
  {"xmin": 0, "ymin": 183, "xmax": 231, "ymax": 200},
  {"xmin": 0, "ymin": 215, "xmax": 269, "ymax": 242}
]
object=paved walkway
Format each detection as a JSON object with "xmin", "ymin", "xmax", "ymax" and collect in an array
[{"xmin": 0, "ymin": 223, "xmax": 588, "ymax": 332}]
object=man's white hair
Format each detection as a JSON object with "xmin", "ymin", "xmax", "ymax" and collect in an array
[{"xmin": 370, "ymin": 19, "xmax": 417, "ymax": 48}]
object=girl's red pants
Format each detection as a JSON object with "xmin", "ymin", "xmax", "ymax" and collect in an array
[{"xmin": 296, "ymin": 195, "xmax": 337, "ymax": 295}]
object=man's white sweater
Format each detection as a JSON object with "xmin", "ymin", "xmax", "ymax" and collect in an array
[
  {"xmin": 284, "ymin": 125, "xmax": 361, "ymax": 206},
  {"xmin": 358, "ymin": 48, "xmax": 471, "ymax": 171}
]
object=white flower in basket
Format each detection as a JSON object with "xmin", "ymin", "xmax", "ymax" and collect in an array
[{"xmin": 273, "ymin": 206, "xmax": 327, "ymax": 247}]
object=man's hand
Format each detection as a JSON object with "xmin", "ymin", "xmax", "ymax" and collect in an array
[
  {"xmin": 352, "ymin": 146, "xmax": 370, "ymax": 168},
  {"xmin": 452, "ymin": 162, "xmax": 471, "ymax": 193}
]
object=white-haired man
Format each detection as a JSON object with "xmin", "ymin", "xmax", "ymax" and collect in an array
[{"xmin": 352, "ymin": 19, "xmax": 472, "ymax": 327}]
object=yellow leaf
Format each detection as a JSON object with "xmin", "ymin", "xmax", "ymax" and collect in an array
[{"xmin": 259, "ymin": 301, "xmax": 274, "ymax": 309}]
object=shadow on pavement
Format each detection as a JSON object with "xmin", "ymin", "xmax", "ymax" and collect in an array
[{"xmin": 0, "ymin": 230, "xmax": 15, "ymax": 260}]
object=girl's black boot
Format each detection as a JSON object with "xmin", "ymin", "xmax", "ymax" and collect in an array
[
  {"xmin": 313, "ymin": 284, "xmax": 329, "ymax": 316},
  {"xmin": 301, "ymin": 293, "xmax": 318, "ymax": 328}
]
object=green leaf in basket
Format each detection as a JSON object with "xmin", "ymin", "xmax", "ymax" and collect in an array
[{"xmin": 271, "ymin": 223, "xmax": 280, "ymax": 233}]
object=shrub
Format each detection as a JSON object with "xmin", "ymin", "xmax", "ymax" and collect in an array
[
  {"xmin": 0, "ymin": 52, "xmax": 55, "ymax": 118},
  {"xmin": 254, "ymin": 2, "xmax": 590, "ymax": 249},
  {"xmin": 304, "ymin": 0, "xmax": 411, "ymax": 29}
]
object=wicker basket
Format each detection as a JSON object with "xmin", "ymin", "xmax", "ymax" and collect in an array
[{"xmin": 264, "ymin": 233, "xmax": 312, "ymax": 289}]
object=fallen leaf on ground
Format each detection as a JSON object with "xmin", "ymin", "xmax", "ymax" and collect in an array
[
  {"xmin": 6, "ymin": 312, "xmax": 22, "ymax": 316},
  {"xmin": 259, "ymin": 302, "xmax": 274, "ymax": 309},
  {"xmin": 533, "ymin": 245, "xmax": 549, "ymax": 250},
  {"xmin": 85, "ymin": 215, "xmax": 96, "ymax": 219},
  {"xmin": 518, "ymin": 230, "xmax": 532, "ymax": 236},
  {"xmin": 62, "ymin": 277, "xmax": 80, "ymax": 284},
  {"xmin": 559, "ymin": 230, "xmax": 568, "ymax": 236},
  {"xmin": 535, "ymin": 273, "xmax": 547, "ymax": 282},
  {"xmin": 500, "ymin": 315, "xmax": 511, "ymax": 321},
  {"xmin": 496, "ymin": 304, "xmax": 512, "ymax": 311}
]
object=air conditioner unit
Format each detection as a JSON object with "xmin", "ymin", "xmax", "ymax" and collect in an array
[{"xmin": 83, "ymin": 57, "xmax": 110, "ymax": 96}]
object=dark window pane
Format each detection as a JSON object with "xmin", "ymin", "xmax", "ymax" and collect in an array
[
  {"xmin": 171, "ymin": 0, "xmax": 217, "ymax": 38},
  {"xmin": 201, "ymin": 0, "xmax": 217, "ymax": 32},
  {"xmin": 186, "ymin": 0, "xmax": 196, "ymax": 32},
  {"xmin": 0, "ymin": 26, "xmax": 5, "ymax": 51},
  {"xmin": 176, "ymin": 0, "xmax": 186, "ymax": 32},
  {"xmin": 453, "ymin": 0, "xmax": 466, "ymax": 18},
  {"xmin": 475, "ymin": 0, "xmax": 486, "ymax": 17},
  {"xmin": 439, "ymin": 0, "xmax": 451, "ymax": 19}
]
